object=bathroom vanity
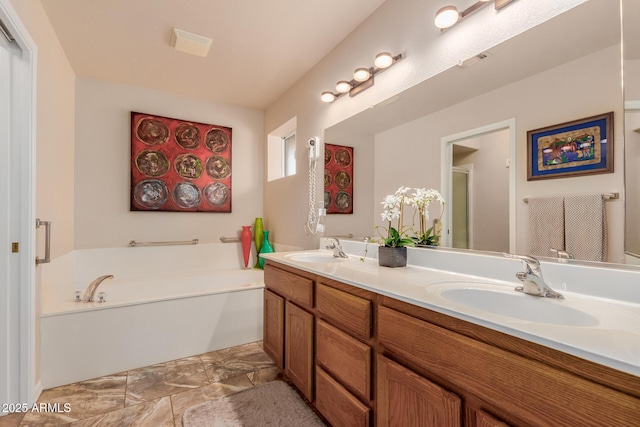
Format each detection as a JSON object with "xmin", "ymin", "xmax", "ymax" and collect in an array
[{"xmin": 261, "ymin": 246, "xmax": 640, "ymax": 427}]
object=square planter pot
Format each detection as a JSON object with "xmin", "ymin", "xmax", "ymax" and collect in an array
[{"xmin": 378, "ymin": 246, "xmax": 407, "ymax": 268}]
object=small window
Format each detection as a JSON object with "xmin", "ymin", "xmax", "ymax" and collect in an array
[
  {"xmin": 283, "ymin": 132, "xmax": 296, "ymax": 177},
  {"xmin": 267, "ymin": 117, "xmax": 297, "ymax": 182}
]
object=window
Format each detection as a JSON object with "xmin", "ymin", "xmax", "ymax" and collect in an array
[{"xmin": 267, "ymin": 117, "xmax": 296, "ymax": 181}]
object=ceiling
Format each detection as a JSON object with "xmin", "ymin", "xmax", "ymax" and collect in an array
[{"xmin": 40, "ymin": 0, "xmax": 386, "ymax": 110}]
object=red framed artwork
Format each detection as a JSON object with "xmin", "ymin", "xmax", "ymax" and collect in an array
[
  {"xmin": 324, "ymin": 143, "xmax": 353, "ymax": 214},
  {"xmin": 130, "ymin": 112, "xmax": 232, "ymax": 212}
]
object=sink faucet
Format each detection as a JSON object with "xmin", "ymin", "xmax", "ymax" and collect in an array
[
  {"xmin": 82, "ymin": 274, "xmax": 114, "ymax": 302},
  {"xmin": 503, "ymin": 254, "xmax": 564, "ymax": 299},
  {"xmin": 326, "ymin": 238, "xmax": 348, "ymax": 258},
  {"xmin": 550, "ymin": 248, "xmax": 574, "ymax": 260}
]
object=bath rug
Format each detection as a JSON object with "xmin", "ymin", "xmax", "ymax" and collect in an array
[{"xmin": 183, "ymin": 380, "xmax": 326, "ymax": 427}]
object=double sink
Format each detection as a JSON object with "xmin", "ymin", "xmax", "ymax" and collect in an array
[{"xmin": 283, "ymin": 251, "xmax": 598, "ymax": 327}]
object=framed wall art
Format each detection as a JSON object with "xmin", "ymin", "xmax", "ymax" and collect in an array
[
  {"xmin": 130, "ymin": 112, "xmax": 232, "ymax": 212},
  {"xmin": 527, "ymin": 112, "xmax": 613, "ymax": 181},
  {"xmin": 324, "ymin": 143, "xmax": 353, "ymax": 214}
]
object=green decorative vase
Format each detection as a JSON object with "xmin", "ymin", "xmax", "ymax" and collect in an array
[
  {"xmin": 253, "ymin": 218, "xmax": 264, "ymax": 269},
  {"xmin": 258, "ymin": 230, "xmax": 274, "ymax": 269}
]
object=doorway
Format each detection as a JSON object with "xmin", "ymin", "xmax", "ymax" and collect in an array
[
  {"xmin": 440, "ymin": 119, "xmax": 516, "ymax": 253},
  {"xmin": 0, "ymin": 0, "xmax": 37, "ymax": 405}
]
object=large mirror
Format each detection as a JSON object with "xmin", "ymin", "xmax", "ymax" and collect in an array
[{"xmin": 325, "ymin": 0, "xmax": 634, "ymax": 266}]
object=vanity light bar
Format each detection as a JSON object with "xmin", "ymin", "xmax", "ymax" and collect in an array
[
  {"xmin": 321, "ymin": 53, "xmax": 403, "ymax": 103},
  {"xmin": 435, "ymin": 0, "xmax": 518, "ymax": 30},
  {"xmin": 523, "ymin": 193, "xmax": 619, "ymax": 203}
]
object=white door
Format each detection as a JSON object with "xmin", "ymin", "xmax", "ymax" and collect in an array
[{"xmin": 0, "ymin": 0, "xmax": 37, "ymax": 407}]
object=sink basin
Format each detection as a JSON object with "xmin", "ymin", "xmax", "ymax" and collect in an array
[
  {"xmin": 428, "ymin": 282, "xmax": 599, "ymax": 327},
  {"xmin": 285, "ymin": 252, "xmax": 345, "ymax": 264}
]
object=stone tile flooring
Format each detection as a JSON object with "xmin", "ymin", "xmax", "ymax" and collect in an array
[{"xmin": 1, "ymin": 342, "xmax": 284, "ymax": 427}]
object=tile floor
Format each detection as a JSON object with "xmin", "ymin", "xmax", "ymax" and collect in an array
[{"xmin": 0, "ymin": 341, "xmax": 284, "ymax": 427}]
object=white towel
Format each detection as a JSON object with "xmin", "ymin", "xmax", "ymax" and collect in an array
[
  {"xmin": 564, "ymin": 194, "xmax": 607, "ymax": 262},
  {"xmin": 527, "ymin": 196, "xmax": 565, "ymax": 257}
]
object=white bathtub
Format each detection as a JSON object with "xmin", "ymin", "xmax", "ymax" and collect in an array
[{"xmin": 40, "ymin": 243, "xmax": 265, "ymax": 388}]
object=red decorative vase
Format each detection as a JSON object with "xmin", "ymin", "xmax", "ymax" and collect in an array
[{"xmin": 241, "ymin": 226, "xmax": 252, "ymax": 269}]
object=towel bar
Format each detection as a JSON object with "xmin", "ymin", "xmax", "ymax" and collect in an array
[{"xmin": 523, "ymin": 192, "xmax": 619, "ymax": 203}]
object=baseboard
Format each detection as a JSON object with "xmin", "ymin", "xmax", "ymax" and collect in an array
[{"xmin": 32, "ymin": 380, "xmax": 43, "ymax": 403}]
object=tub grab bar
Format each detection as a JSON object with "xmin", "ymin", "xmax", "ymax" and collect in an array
[
  {"xmin": 36, "ymin": 218, "xmax": 51, "ymax": 265},
  {"xmin": 128, "ymin": 239, "xmax": 198, "ymax": 247},
  {"xmin": 220, "ymin": 236, "xmax": 240, "ymax": 243}
]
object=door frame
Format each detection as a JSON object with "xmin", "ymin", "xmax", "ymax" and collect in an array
[
  {"xmin": 440, "ymin": 118, "xmax": 516, "ymax": 252},
  {"xmin": 0, "ymin": 0, "xmax": 38, "ymax": 404}
]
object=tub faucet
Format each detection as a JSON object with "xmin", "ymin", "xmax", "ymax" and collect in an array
[
  {"xmin": 326, "ymin": 238, "xmax": 348, "ymax": 258},
  {"xmin": 503, "ymin": 254, "xmax": 564, "ymax": 299},
  {"xmin": 82, "ymin": 275, "xmax": 114, "ymax": 302}
]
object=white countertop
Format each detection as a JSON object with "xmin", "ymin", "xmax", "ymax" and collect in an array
[{"xmin": 261, "ymin": 247, "xmax": 640, "ymax": 377}]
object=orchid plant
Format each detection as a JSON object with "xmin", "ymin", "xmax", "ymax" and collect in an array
[
  {"xmin": 409, "ymin": 187, "xmax": 445, "ymax": 246},
  {"xmin": 377, "ymin": 186, "xmax": 445, "ymax": 248},
  {"xmin": 378, "ymin": 186, "xmax": 415, "ymax": 248}
]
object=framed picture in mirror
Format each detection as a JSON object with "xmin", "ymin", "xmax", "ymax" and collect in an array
[
  {"xmin": 324, "ymin": 143, "xmax": 353, "ymax": 214},
  {"xmin": 527, "ymin": 112, "xmax": 613, "ymax": 181}
]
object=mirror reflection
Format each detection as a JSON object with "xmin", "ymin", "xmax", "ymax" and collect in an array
[
  {"xmin": 325, "ymin": 1, "xmax": 629, "ymax": 265},
  {"xmin": 624, "ymin": 0, "xmax": 640, "ymax": 265}
]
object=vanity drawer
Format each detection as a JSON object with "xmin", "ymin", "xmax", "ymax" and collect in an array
[
  {"xmin": 316, "ymin": 319, "xmax": 372, "ymax": 402},
  {"xmin": 378, "ymin": 305, "xmax": 640, "ymax": 426},
  {"xmin": 316, "ymin": 282, "xmax": 372, "ymax": 340},
  {"xmin": 264, "ymin": 265, "xmax": 313, "ymax": 308},
  {"xmin": 315, "ymin": 366, "xmax": 371, "ymax": 427}
]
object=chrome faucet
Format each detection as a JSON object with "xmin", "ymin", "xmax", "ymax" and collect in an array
[
  {"xmin": 503, "ymin": 254, "xmax": 564, "ymax": 299},
  {"xmin": 82, "ymin": 274, "xmax": 114, "ymax": 302},
  {"xmin": 550, "ymin": 248, "xmax": 574, "ymax": 260},
  {"xmin": 326, "ymin": 238, "xmax": 348, "ymax": 258}
]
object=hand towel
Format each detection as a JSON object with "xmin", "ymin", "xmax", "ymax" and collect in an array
[
  {"xmin": 527, "ymin": 196, "xmax": 565, "ymax": 257},
  {"xmin": 564, "ymin": 194, "xmax": 607, "ymax": 262}
]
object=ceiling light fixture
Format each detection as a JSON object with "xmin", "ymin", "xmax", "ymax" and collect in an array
[
  {"xmin": 321, "ymin": 52, "xmax": 403, "ymax": 103},
  {"xmin": 435, "ymin": 0, "xmax": 518, "ymax": 30}
]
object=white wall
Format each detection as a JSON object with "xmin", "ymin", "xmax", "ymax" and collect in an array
[
  {"xmin": 74, "ymin": 77, "xmax": 264, "ymax": 249},
  {"xmin": 264, "ymin": 0, "xmax": 587, "ymax": 250},
  {"xmin": 373, "ymin": 45, "xmax": 624, "ymax": 262}
]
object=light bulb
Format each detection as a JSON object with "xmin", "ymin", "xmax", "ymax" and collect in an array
[
  {"xmin": 435, "ymin": 5, "xmax": 459, "ymax": 29},
  {"xmin": 353, "ymin": 67, "xmax": 371, "ymax": 82},
  {"xmin": 374, "ymin": 52, "xmax": 394, "ymax": 69},
  {"xmin": 335, "ymin": 80, "xmax": 351, "ymax": 93},
  {"xmin": 320, "ymin": 91, "xmax": 336, "ymax": 103}
]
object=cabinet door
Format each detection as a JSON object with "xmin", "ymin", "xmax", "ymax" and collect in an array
[
  {"xmin": 377, "ymin": 354, "xmax": 461, "ymax": 427},
  {"xmin": 475, "ymin": 410, "xmax": 511, "ymax": 427},
  {"xmin": 263, "ymin": 289, "xmax": 284, "ymax": 368},
  {"xmin": 285, "ymin": 301, "xmax": 314, "ymax": 400}
]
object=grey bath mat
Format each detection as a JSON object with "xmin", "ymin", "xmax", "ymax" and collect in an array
[{"xmin": 183, "ymin": 381, "xmax": 326, "ymax": 427}]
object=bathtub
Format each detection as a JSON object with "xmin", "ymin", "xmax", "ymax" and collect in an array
[{"xmin": 40, "ymin": 243, "xmax": 265, "ymax": 389}]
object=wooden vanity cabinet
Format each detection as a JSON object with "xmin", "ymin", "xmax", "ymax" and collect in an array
[
  {"xmin": 263, "ymin": 264, "xmax": 315, "ymax": 401},
  {"xmin": 377, "ymin": 298, "xmax": 640, "ymax": 427},
  {"xmin": 264, "ymin": 262, "xmax": 640, "ymax": 426}
]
